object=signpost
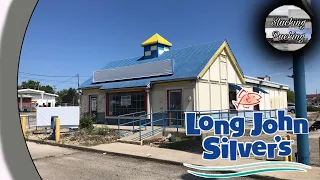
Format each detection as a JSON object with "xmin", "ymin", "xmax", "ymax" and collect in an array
[{"xmin": 293, "ymin": 0, "xmax": 312, "ymax": 165}]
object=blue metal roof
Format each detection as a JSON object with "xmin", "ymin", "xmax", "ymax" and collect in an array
[{"xmin": 80, "ymin": 41, "xmax": 225, "ymax": 90}]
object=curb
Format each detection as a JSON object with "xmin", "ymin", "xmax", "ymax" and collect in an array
[
  {"xmin": 27, "ymin": 139, "xmax": 289, "ymax": 180},
  {"xmin": 26, "ymin": 139, "xmax": 182, "ymax": 166}
]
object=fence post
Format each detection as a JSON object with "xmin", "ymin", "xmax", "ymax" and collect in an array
[
  {"xmin": 282, "ymin": 136, "xmax": 289, "ymax": 161},
  {"xmin": 21, "ymin": 116, "xmax": 27, "ymax": 138},
  {"xmin": 162, "ymin": 111, "xmax": 165, "ymax": 129},
  {"xmin": 152, "ymin": 114, "xmax": 154, "ymax": 136},
  {"xmin": 27, "ymin": 116, "xmax": 30, "ymax": 129},
  {"xmin": 55, "ymin": 118, "xmax": 60, "ymax": 143},
  {"xmin": 139, "ymin": 117, "xmax": 142, "ymax": 141},
  {"xmin": 176, "ymin": 111, "xmax": 179, "ymax": 132},
  {"xmin": 287, "ymin": 134, "xmax": 292, "ymax": 162},
  {"xmin": 319, "ymin": 137, "xmax": 320, "ymax": 166},
  {"xmin": 117, "ymin": 116, "xmax": 120, "ymax": 139},
  {"xmin": 162, "ymin": 111, "xmax": 165, "ymax": 136},
  {"xmin": 132, "ymin": 114, "xmax": 135, "ymax": 132}
]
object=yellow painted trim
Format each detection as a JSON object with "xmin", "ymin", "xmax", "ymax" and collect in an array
[
  {"xmin": 104, "ymin": 88, "xmax": 145, "ymax": 94},
  {"xmin": 154, "ymin": 80, "xmax": 192, "ymax": 87},
  {"xmin": 198, "ymin": 42, "xmax": 246, "ymax": 84}
]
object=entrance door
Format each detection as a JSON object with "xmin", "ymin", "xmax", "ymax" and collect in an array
[
  {"xmin": 90, "ymin": 96, "xmax": 98, "ymax": 119},
  {"xmin": 167, "ymin": 89, "xmax": 183, "ymax": 126}
]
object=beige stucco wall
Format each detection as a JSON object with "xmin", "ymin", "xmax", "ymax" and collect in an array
[
  {"xmin": 197, "ymin": 48, "xmax": 288, "ymax": 112},
  {"xmin": 150, "ymin": 81, "xmax": 195, "ymax": 113},
  {"xmin": 197, "ymin": 49, "xmax": 244, "ymax": 111},
  {"xmin": 81, "ymin": 88, "xmax": 106, "ymax": 116}
]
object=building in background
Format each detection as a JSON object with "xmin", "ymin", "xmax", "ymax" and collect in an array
[
  {"xmin": 307, "ymin": 94, "xmax": 320, "ymax": 106},
  {"xmin": 79, "ymin": 34, "xmax": 289, "ymax": 124},
  {"xmin": 18, "ymin": 89, "xmax": 58, "ymax": 112}
]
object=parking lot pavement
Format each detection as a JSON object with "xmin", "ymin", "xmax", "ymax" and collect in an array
[
  {"xmin": 27, "ymin": 142, "xmax": 78, "ymax": 160},
  {"xmin": 28, "ymin": 142, "xmax": 262, "ymax": 180}
]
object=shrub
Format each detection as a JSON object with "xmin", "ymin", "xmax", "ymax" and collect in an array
[
  {"xmin": 95, "ymin": 128, "xmax": 109, "ymax": 135},
  {"xmin": 307, "ymin": 106, "xmax": 320, "ymax": 112},
  {"xmin": 79, "ymin": 116, "xmax": 94, "ymax": 130}
]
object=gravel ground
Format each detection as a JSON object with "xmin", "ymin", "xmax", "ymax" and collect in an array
[{"xmin": 27, "ymin": 128, "xmax": 119, "ymax": 147}]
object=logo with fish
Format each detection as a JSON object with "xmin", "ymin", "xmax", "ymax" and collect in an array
[{"xmin": 232, "ymin": 88, "xmax": 262, "ymax": 109}]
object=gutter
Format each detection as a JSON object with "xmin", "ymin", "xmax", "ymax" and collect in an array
[{"xmin": 244, "ymin": 76, "xmax": 289, "ymax": 89}]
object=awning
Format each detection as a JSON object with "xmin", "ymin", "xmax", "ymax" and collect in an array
[
  {"xmin": 254, "ymin": 87, "xmax": 269, "ymax": 94},
  {"xmin": 229, "ymin": 83, "xmax": 242, "ymax": 91}
]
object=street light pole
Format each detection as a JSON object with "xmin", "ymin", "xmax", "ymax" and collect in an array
[
  {"xmin": 292, "ymin": 0, "xmax": 312, "ymax": 165},
  {"xmin": 292, "ymin": 51, "xmax": 310, "ymax": 165}
]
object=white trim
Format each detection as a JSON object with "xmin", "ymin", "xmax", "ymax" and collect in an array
[
  {"xmin": 17, "ymin": 94, "xmax": 32, "ymax": 98},
  {"xmin": 18, "ymin": 89, "xmax": 58, "ymax": 97},
  {"xmin": 244, "ymin": 76, "xmax": 289, "ymax": 89}
]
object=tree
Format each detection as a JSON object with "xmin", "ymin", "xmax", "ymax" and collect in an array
[
  {"xmin": 39, "ymin": 85, "xmax": 55, "ymax": 94},
  {"xmin": 56, "ymin": 88, "xmax": 79, "ymax": 106},
  {"xmin": 18, "ymin": 80, "xmax": 55, "ymax": 94},
  {"xmin": 20, "ymin": 80, "xmax": 40, "ymax": 90},
  {"xmin": 287, "ymin": 89, "xmax": 295, "ymax": 103}
]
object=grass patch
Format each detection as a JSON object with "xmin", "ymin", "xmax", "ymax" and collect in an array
[{"xmin": 307, "ymin": 106, "xmax": 320, "ymax": 112}]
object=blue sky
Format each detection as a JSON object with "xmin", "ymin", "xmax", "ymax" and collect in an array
[{"xmin": 19, "ymin": 0, "xmax": 320, "ymax": 94}]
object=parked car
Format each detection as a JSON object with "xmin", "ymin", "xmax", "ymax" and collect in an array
[
  {"xmin": 309, "ymin": 120, "xmax": 320, "ymax": 132},
  {"xmin": 287, "ymin": 103, "xmax": 295, "ymax": 113}
]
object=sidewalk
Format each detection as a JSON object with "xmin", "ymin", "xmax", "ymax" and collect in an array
[{"xmin": 89, "ymin": 142, "xmax": 320, "ymax": 180}]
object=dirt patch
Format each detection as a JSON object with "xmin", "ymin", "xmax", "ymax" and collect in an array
[
  {"xmin": 149, "ymin": 135, "xmax": 203, "ymax": 154},
  {"xmin": 150, "ymin": 132, "xmax": 320, "ymax": 166},
  {"xmin": 26, "ymin": 127, "xmax": 120, "ymax": 147}
]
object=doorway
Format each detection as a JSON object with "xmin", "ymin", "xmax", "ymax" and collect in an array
[
  {"xmin": 89, "ymin": 96, "xmax": 98, "ymax": 120},
  {"xmin": 167, "ymin": 89, "xmax": 183, "ymax": 126}
]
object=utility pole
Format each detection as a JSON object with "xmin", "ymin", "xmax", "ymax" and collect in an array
[
  {"xmin": 293, "ymin": 0, "xmax": 312, "ymax": 166},
  {"xmin": 76, "ymin": 74, "xmax": 80, "ymax": 106}
]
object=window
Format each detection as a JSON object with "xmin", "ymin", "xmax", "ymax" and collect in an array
[
  {"xmin": 229, "ymin": 84, "xmax": 237, "ymax": 109},
  {"xmin": 151, "ymin": 45, "xmax": 157, "ymax": 51},
  {"xmin": 144, "ymin": 51, "xmax": 151, "ymax": 56},
  {"xmin": 108, "ymin": 91, "xmax": 146, "ymax": 116}
]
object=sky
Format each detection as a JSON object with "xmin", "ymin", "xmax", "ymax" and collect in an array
[{"xmin": 19, "ymin": 0, "xmax": 320, "ymax": 94}]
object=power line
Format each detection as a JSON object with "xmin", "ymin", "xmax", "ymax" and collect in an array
[
  {"xmin": 18, "ymin": 76, "xmax": 78, "ymax": 83},
  {"xmin": 53, "ymin": 76, "xmax": 77, "ymax": 87},
  {"xmin": 19, "ymin": 71, "xmax": 90, "ymax": 78}
]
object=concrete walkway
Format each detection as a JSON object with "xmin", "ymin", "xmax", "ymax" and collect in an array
[{"xmin": 89, "ymin": 142, "xmax": 320, "ymax": 180}]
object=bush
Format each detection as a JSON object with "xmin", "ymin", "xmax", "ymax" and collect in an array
[
  {"xmin": 79, "ymin": 116, "xmax": 94, "ymax": 130},
  {"xmin": 92, "ymin": 128, "xmax": 109, "ymax": 135},
  {"xmin": 307, "ymin": 106, "xmax": 320, "ymax": 112}
]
